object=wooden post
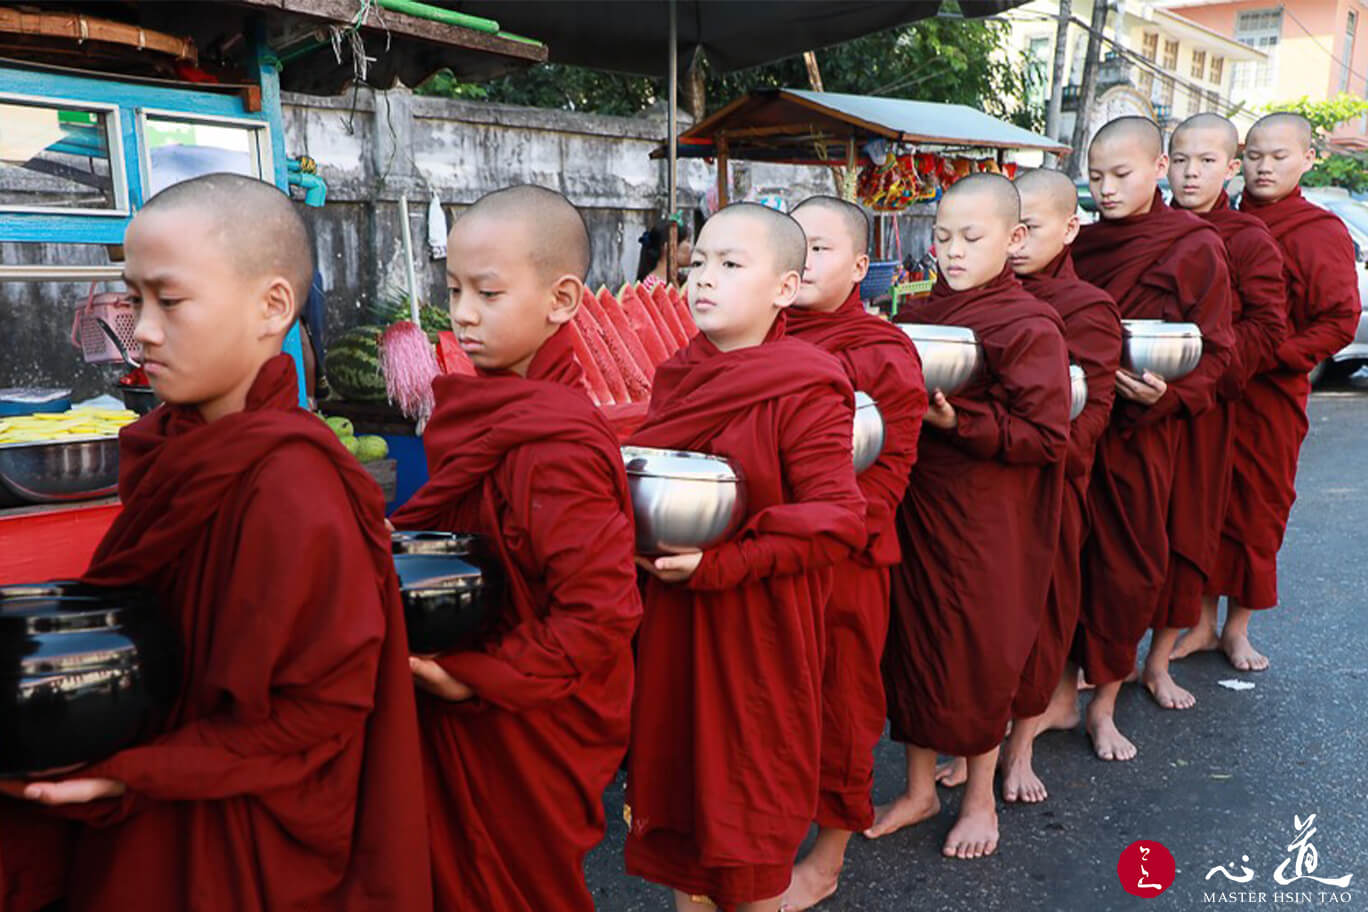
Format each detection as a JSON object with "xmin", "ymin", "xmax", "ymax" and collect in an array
[
  {"xmin": 716, "ymin": 134, "xmax": 730, "ymax": 207},
  {"xmin": 666, "ymin": 0, "xmax": 678, "ymax": 284}
]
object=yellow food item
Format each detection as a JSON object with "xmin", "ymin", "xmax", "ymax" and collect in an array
[{"xmin": 0, "ymin": 407, "xmax": 139, "ymax": 445}]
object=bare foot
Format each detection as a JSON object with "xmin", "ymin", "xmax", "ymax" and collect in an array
[
  {"xmin": 779, "ymin": 860, "xmax": 840, "ymax": 912},
  {"xmin": 863, "ymin": 791, "xmax": 940, "ymax": 839},
  {"xmin": 1000, "ymin": 748, "xmax": 1048, "ymax": 803},
  {"xmin": 942, "ymin": 803, "xmax": 999, "ymax": 859},
  {"xmin": 1221, "ymin": 630, "xmax": 1269, "ymax": 672},
  {"xmin": 1142, "ymin": 667, "xmax": 1197, "ymax": 710},
  {"xmin": 1086, "ymin": 711, "xmax": 1137, "ymax": 762},
  {"xmin": 1171, "ymin": 624, "xmax": 1220, "ymax": 660},
  {"xmin": 1040, "ymin": 696, "xmax": 1080, "ymax": 733},
  {"xmin": 934, "ymin": 757, "xmax": 967, "ymax": 788}
]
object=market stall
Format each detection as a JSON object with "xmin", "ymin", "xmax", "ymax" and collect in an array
[{"xmin": 0, "ymin": 1, "xmax": 545, "ymax": 582}]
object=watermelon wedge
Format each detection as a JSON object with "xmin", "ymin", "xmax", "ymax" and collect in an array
[
  {"xmin": 665, "ymin": 284, "xmax": 697, "ymax": 339},
  {"xmin": 574, "ymin": 298, "xmax": 630, "ymax": 404},
  {"xmin": 583, "ymin": 287, "xmax": 651, "ymax": 401},
  {"xmin": 627, "ymin": 282, "xmax": 678, "ymax": 355},
  {"xmin": 566, "ymin": 319, "xmax": 614, "ymax": 405},
  {"xmin": 616, "ymin": 283, "xmax": 671, "ymax": 367},
  {"xmin": 650, "ymin": 283, "xmax": 690, "ymax": 348},
  {"xmin": 596, "ymin": 287, "xmax": 655, "ymax": 382},
  {"xmin": 434, "ymin": 331, "xmax": 477, "ymax": 376}
]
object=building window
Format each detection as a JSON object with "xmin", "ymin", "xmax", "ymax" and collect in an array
[
  {"xmin": 1210, "ymin": 56, "xmax": 1224, "ymax": 84},
  {"xmin": 1027, "ymin": 36, "xmax": 1050, "ymax": 106},
  {"xmin": 1142, "ymin": 32, "xmax": 1159, "ymax": 62},
  {"xmin": 1162, "ymin": 76, "xmax": 1176, "ymax": 110},
  {"xmin": 1191, "ymin": 49, "xmax": 1207, "ymax": 80},
  {"xmin": 1162, "ymin": 38, "xmax": 1180, "ymax": 71},
  {"xmin": 1232, "ymin": 8, "xmax": 1281, "ymax": 92},
  {"xmin": 1139, "ymin": 32, "xmax": 1159, "ymax": 96},
  {"xmin": 1342, "ymin": 10, "xmax": 1358, "ymax": 92},
  {"xmin": 1207, "ymin": 89, "xmax": 1221, "ymax": 112}
]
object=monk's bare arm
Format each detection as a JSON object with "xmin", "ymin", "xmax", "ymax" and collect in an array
[
  {"xmin": 436, "ymin": 444, "xmax": 641, "ymax": 712},
  {"xmin": 688, "ymin": 390, "xmax": 867, "ymax": 589}
]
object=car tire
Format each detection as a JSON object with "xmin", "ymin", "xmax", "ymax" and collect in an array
[{"xmin": 1310, "ymin": 360, "xmax": 1360, "ymax": 387}]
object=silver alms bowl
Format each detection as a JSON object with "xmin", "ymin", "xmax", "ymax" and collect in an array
[
  {"xmin": 1121, "ymin": 320, "xmax": 1203, "ymax": 381},
  {"xmin": 621, "ymin": 446, "xmax": 745, "ymax": 556},
  {"xmin": 898, "ymin": 324, "xmax": 985, "ymax": 395},
  {"xmin": 852, "ymin": 392, "xmax": 884, "ymax": 475},
  {"xmin": 1069, "ymin": 364, "xmax": 1087, "ymax": 421}
]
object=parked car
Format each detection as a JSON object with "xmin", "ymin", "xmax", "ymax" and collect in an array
[{"xmin": 1300, "ymin": 189, "xmax": 1368, "ymax": 385}]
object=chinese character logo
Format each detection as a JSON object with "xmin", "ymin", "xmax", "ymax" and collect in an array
[{"xmin": 1118, "ymin": 840, "xmax": 1177, "ymax": 898}]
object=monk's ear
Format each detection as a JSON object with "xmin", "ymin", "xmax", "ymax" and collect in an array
[
  {"xmin": 1063, "ymin": 214, "xmax": 1081, "ymax": 245},
  {"xmin": 547, "ymin": 274, "xmax": 584, "ymax": 326},
  {"xmin": 773, "ymin": 268, "xmax": 801, "ymax": 310},
  {"xmin": 1225, "ymin": 157, "xmax": 1241, "ymax": 180},
  {"xmin": 1006, "ymin": 221, "xmax": 1029, "ymax": 254},
  {"xmin": 1154, "ymin": 153, "xmax": 1170, "ymax": 180},
  {"xmin": 851, "ymin": 252, "xmax": 870, "ymax": 285},
  {"xmin": 1298, "ymin": 145, "xmax": 1317, "ymax": 178},
  {"xmin": 259, "ymin": 276, "xmax": 297, "ymax": 339}
]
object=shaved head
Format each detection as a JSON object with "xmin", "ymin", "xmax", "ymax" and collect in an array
[
  {"xmin": 141, "ymin": 173, "xmax": 313, "ymax": 305},
  {"xmin": 1172, "ymin": 113, "xmax": 1239, "ymax": 159},
  {"xmin": 1014, "ymin": 168, "xmax": 1078, "ymax": 216},
  {"xmin": 712, "ymin": 202, "xmax": 808, "ymax": 274},
  {"xmin": 792, "ymin": 195, "xmax": 869, "ymax": 253},
  {"xmin": 1249, "ymin": 112, "xmax": 1314, "ymax": 151},
  {"xmin": 941, "ymin": 172, "xmax": 1021, "ymax": 225},
  {"xmin": 460, "ymin": 184, "xmax": 591, "ymax": 280},
  {"xmin": 1091, "ymin": 116, "xmax": 1164, "ymax": 160}
]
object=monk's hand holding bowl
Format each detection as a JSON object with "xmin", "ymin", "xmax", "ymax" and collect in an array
[
  {"xmin": 409, "ymin": 655, "xmax": 475, "ymax": 702},
  {"xmin": 923, "ymin": 390, "xmax": 958, "ymax": 430},
  {"xmin": 0, "ymin": 777, "xmax": 126, "ymax": 805},
  {"xmin": 636, "ymin": 551, "xmax": 703, "ymax": 583},
  {"xmin": 1115, "ymin": 369, "xmax": 1167, "ymax": 405}
]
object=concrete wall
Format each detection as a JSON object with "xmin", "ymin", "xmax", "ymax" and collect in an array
[{"xmin": 2, "ymin": 88, "xmax": 940, "ymax": 397}]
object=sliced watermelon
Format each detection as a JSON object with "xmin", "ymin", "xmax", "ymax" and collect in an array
[
  {"xmin": 575, "ymin": 299, "xmax": 630, "ymax": 404},
  {"xmin": 666, "ymin": 284, "xmax": 697, "ymax": 339},
  {"xmin": 566, "ymin": 319, "xmax": 614, "ymax": 405},
  {"xmin": 615, "ymin": 283, "xmax": 671, "ymax": 367},
  {"xmin": 596, "ymin": 287, "xmax": 655, "ymax": 382},
  {"xmin": 434, "ymin": 331, "xmax": 477, "ymax": 376},
  {"xmin": 650, "ymin": 283, "xmax": 690, "ymax": 348},
  {"xmin": 583, "ymin": 287, "xmax": 651, "ymax": 402}
]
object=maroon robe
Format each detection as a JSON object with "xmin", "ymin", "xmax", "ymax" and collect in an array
[
  {"xmin": 1072, "ymin": 190, "xmax": 1235, "ymax": 683},
  {"xmin": 390, "ymin": 326, "xmax": 641, "ymax": 912},
  {"xmin": 787, "ymin": 288, "xmax": 928, "ymax": 831},
  {"xmin": 885, "ymin": 267, "xmax": 1070, "ymax": 755},
  {"xmin": 1212, "ymin": 188, "xmax": 1362, "ymax": 608},
  {"xmin": 4, "ymin": 355, "xmax": 431, "ymax": 912},
  {"xmin": 1013, "ymin": 250, "xmax": 1122, "ymax": 717},
  {"xmin": 623, "ymin": 316, "xmax": 866, "ymax": 909}
]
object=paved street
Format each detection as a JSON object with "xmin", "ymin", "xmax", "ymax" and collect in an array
[{"xmin": 586, "ymin": 383, "xmax": 1368, "ymax": 912}]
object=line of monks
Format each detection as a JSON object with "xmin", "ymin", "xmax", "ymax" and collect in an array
[{"xmin": 0, "ymin": 110, "xmax": 1359, "ymax": 912}]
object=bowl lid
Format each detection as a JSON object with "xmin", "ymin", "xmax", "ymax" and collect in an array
[
  {"xmin": 620, "ymin": 446, "xmax": 741, "ymax": 482},
  {"xmin": 391, "ymin": 530, "xmax": 478, "ymax": 556},
  {"xmin": 1121, "ymin": 320, "xmax": 1202, "ymax": 338},
  {"xmin": 896, "ymin": 323, "xmax": 979, "ymax": 344},
  {"xmin": 394, "ymin": 553, "xmax": 483, "ymax": 591}
]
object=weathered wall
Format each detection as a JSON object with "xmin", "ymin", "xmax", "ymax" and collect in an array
[{"xmin": 2, "ymin": 88, "xmax": 933, "ymax": 397}]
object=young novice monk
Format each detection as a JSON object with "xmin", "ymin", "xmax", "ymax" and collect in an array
[
  {"xmin": 781, "ymin": 196, "xmax": 927, "ymax": 910},
  {"xmin": 1179, "ymin": 112, "xmax": 1360, "ymax": 670},
  {"xmin": 1166, "ymin": 114, "xmax": 1289, "ymax": 672},
  {"xmin": 624, "ymin": 202, "xmax": 867, "ymax": 912},
  {"xmin": 872, "ymin": 173, "xmax": 1071, "ymax": 859},
  {"xmin": 0, "ymin": 174, "xmax": 431, "ymax": 910},
  {"xmin": 1003, "ymin": 168, "xmax": 1123, "ymax": 803},
  {"xmin": 1071, "ymin": 117, "xmax": 1233, "ymax": 758},
  {"xmin": 390, "ymin": 185, "xmax": 642, "ymax": 911}
]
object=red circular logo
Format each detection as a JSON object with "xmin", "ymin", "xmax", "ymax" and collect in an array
[{"xmin": 1117, "ymin": 840, "xmax": 1176, "ymax": 897}]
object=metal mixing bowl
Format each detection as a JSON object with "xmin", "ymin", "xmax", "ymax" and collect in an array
[
  {"xmin": 898, "ymin": 324, "xmax": 985, "ymax": 395},
  {"xmin": 1069, "ymin": 364, "xmax": 1087, "ymax": 421},
  {"xmin": 621, "ymin": 446, "xmax": 745, "ymax": 556},
  {"xmin": 0, "ymin": 436, "xmax": 119, "ymax": 504},
  {"xmin": 852, "ymin": 391, "xmax": 885, "ymax": 474},
  {"xmin": 1121, "ymin": 320, "xmax": 1203, "ymax": 381}
]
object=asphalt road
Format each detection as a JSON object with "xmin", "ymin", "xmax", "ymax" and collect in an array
[{"xmin": 585, "ymin": 382, "xmax": 1368, "ymax": 912}]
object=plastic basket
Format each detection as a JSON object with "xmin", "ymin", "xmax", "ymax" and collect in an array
[
  {"xmin": 70, "ymin": 282, "xmax": 141, "ymax": 364},
  {"xmin": 860, "ymin": 260, "xmax": 900, "ymax": 302}
]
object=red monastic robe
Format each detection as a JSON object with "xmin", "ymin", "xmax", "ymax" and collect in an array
[
  {"xmin": 787, "ymin": 287, "xmax": 928, "ymax": 832},
  {"xmin": 390, "ymin": 326, "xmax": 641, "ymax": 912},
  {"xmin": 885, "ymin": 268, "xmax": 1070, "ymax": 755},
  {"xmin": 1013, "ymin": 250, "xmax": 1122, "ymax": 716},
  {"xmin": 623, "ymin": 316, "xmax": 866, "ymax": 910},
  {"xmin": 5, "ymin": 355, "xmax": 431, "ymax": 912},
  {"xmin": 1072, "ymin": 191, "xmax": 1234, "ymax": 683},
  {"xmin": 1212, "ymin": 188, "xmax": 1361, "ymax": 608}
]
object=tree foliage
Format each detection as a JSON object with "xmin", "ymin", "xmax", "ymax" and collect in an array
[
  {"xmin": 416, "ymin": 18, "xmax": 1042, "ymax": 128},
  {"xmin": 1265, "ymin": 94, "xmax": 1368, "ymax": 193}
]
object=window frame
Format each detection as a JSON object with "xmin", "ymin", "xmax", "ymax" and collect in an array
[
  {"xmin": 0, "ymin": 91, "xmax": 130, "ymax": 218},
  {"xmin": 135, "ymin": 107, "xmax": 274, "ymax": 200}
]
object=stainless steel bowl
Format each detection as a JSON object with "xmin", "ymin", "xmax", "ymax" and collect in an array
[
  {"xmin": 115, "ymin": 384, "xmax": 159, "ymax": 416},
  {"xmin": 0, "ymin": 436, "xmax": 119, "ymax": 504},
  {"xmin": 1069, "ymin": 364, "xmax": 1087, "ymax": 421},
  {"xmin": 852, "ymin": 391, "xmax": 885, "ymax": 474},
  {"xmin": 898, "ymin": 324, "xmax": 985, "ymax": 395},
  {"xmin": 621, "ymin": 446, "xmax": 745, "ymax": 556},
  {"xmin": 392, "ymin": 531, "xmax": 503, "ymax": 654},
  {"xmin": 1121, "ymin": 320, "xmax": 1203, "ymax": 381}
]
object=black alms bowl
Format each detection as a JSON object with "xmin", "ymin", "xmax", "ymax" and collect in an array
[
  {"xmin": 391, "ymin": 532, "xmax": 503, "ymax": 655},
  {"xmin": 0, "ymin": 582, "xmax": 176, "ymax": 777}
]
